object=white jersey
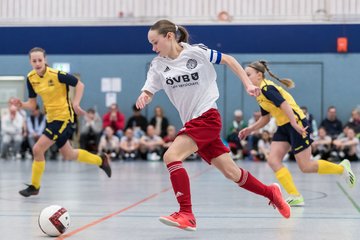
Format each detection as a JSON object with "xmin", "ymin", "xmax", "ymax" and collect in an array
[{"xmin": 142, "ymin": 42, "xmax": 222, "ymax": 124}]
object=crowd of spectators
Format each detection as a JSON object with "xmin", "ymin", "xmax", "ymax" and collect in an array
[
  {"xmin": 1, "ymin": 102, "xmax": 360, "ymax": 162},
  {"xmin": 0, "ymin": 102, "xmax": 180, "ymax": 162},
  {"xmin": 227, "ymin": 105, "xmax": 360, "ymax": 162}
]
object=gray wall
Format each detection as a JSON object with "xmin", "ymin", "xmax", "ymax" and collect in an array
[{"xmin": 0, "ymin": 53, "xmax": 358, "ymax": 137}]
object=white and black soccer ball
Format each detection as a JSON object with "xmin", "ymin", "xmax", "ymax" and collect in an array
[{"xmin": 38, "ymin": 205, "xmax": 70, "ymax": 237}]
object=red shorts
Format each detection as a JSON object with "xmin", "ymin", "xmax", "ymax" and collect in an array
[{"xmin": 178, "ymin": 108, "xmax": 229, "ymax": 164}]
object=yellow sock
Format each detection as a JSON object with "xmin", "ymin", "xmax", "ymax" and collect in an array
[
  {"xmin": 317, "ymin": 160, "xmax": 344, "ymax": 174},
  {"xmin": 275, "ymin": 167, "xmax": 300, "ymax": 196},
  {"xmin": 31, "ymin": 161, "xmax": 45, "ymax": 189},
  {"xmin": 77, "ymin": 149, "xmax": 102, "ymax": 166}
]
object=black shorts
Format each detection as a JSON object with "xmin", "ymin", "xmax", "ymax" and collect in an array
[
  {"xmin": 43, "ymin": 120, "xmax": 75, "ymax": 148},
  {"xmin": 272, "ymin": 119, "xmax": 313, "ymax": 154}
]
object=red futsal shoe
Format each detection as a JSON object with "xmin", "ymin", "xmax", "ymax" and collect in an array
[
  {"xmin": 268, "ymin": 183, "xmax": 291, "ymax": 219},
  {"xmin": 159, "ymin": 212, "xmax": 196, "ymax": 231}
]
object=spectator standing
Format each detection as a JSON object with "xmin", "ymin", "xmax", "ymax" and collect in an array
[
  {"xmin": 125, "ymin": 104, "xmax": 148, "ymax": 138},
  {"xmin": 150, "ymin": 106, "xmax": 169, "ymax": 138},
  {"xmin": 102, "ymin": 103, "xmax": 125, "ymax": 138}
]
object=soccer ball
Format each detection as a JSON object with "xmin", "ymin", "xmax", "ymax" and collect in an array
[{"xmin": 38, "ymin": 205, "xmax": 70, "ymax": 237}]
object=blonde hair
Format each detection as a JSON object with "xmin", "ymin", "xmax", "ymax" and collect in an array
[{"xmin": 248, "ymin": 60, "xmax": 295, "ymax": 89}]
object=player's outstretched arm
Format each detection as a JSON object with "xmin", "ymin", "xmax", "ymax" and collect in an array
[
  {"xmin": 136, "ymin": 90, "xmax": 153, "ymax": 110},
  {"xmin": 220, "ymin": 54, "xmax": 260, "ymax": 97},
  {"xmin": 239, "ymin": 115, "xmax": 270, "ymax": 140}
]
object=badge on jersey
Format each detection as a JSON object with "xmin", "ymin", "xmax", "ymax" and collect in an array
[{"xmin": 186, "ymin": 59, "xmax": 198, "ymax": 69}]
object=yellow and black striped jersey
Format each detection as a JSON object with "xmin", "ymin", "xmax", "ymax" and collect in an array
[
  {"xmin": 256, "ymin": 79, "xmax": 305, "ymax": 126},
  {"xmin": 27, "ymin": 67, "xmax": 78, "ymax": 122}
]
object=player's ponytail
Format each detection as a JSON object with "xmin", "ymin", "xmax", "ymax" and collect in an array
[
  {"xmin": 259, "ymin": 60, "xmax": 295, "ymax": 89},
  {"xmin": 150, "ymin": 19, "xmax": 189, "ymax": 43},
  {"xmin": 176, "ymin": 25, "xmax": 189, "ymax": 43}
]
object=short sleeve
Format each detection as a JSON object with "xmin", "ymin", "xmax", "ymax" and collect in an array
[
  {"xmin": 205, "ymin": 48, "xmax": 222, "ymax": 64},
  {"xmin": 195, "ymin": 44, "xmax": 222, "ymax": 64},
  {"xmin": 260, "ymin": 106, "xmax": 269, "ymax": 116},
  {"xmin": 26, "ymin": 78, "xmax": 37, "ymax": 98},
  {"xmin": 58, "ymin": 71, "xmax": 78, "ymax": 86},
  {"xmin": 141, "ymin": 62, "xmax": 163, "ymax": 94},
  {"xmin": 262, "ymin": 85, "xmax": 285, "ymax": 107}
]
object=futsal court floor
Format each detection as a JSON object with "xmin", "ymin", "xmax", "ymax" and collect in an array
[{"xmin": 0, "ymin": 158, "xmax": 359, "ymax": 240}]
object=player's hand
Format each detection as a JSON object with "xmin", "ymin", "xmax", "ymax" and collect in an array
[
  {"xmin": 246, "ymin": 85, "xmax": 260, "ymax": 97},
  {"xmin": 136, "ymin": 91, "xmax": 153, "ymax": 109},
  {"xmin": 238, "ymin": 127, "xmax": 252, "ymax": 140},
  {"xmin": 73, "ymin": 104, "xmax": 86, "ymax": 116},
  {"xmin": 291, "ymin": 123, "xmax": 308, "ymax": 138}
]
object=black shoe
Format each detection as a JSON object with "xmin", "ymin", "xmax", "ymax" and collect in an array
[
  {"xmin": 19, "ymin": 184, "xmax": 39, "ymax": 197},
  {"xmin": 99, "ymin": 153, "xmax": 112, "ymax": 178}
]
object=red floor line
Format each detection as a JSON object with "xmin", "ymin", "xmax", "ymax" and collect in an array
[{"xmin": 56, "ymin": 166, "xmax": 212, "ymax": 239}]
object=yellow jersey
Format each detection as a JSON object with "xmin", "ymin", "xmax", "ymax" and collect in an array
[
  {"xmin": 256, "ymin": 79, "xmax": 305, "ymax": 126},
  {"xmin": 27, "ymin": 67, "xmax": 78, "ymax": 123}
]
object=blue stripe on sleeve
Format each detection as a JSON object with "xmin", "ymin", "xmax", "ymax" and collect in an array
[
  {"xmin": 210, "ymin": 50, "xmax": 214, "ymax": 62},
  {"xmin": 215, "ymin": 51, "xmax": 222, "ymax": 64}
]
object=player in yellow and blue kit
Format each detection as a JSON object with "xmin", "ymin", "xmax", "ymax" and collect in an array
[
  {"xmin": 239, "ymin": 60, "xmax": 356, "ymax": 207},
  {"xmin": 10, "ymin": 47, "xmax": 111, "ymax": 197}
]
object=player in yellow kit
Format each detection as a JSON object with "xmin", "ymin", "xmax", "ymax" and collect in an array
[
  {"xmin": 239, "ymin": 60, "xmax": 356, "ymax": 206},
  {"xmin": 10, "ymin": 47, "xmax": 111, "ymax": 197}
]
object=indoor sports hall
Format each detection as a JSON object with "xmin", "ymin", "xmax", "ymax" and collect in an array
[{"xmin": 0, "ymin": 0, "xmax": 360, "ymax": 239}]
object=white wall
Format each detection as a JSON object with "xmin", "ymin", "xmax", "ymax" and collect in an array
[{"xmin": 1, "ymin": 0, "xmax": 360, "ymax": 26}]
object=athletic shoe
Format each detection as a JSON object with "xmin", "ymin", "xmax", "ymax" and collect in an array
[
  {"xmin": 99, "ymin": 153, "xmax": 112, "ymax": 178},
  {"xmin": 286, "ymin": 194, "xmax": 305, "ymax": 207},
  {"xmin": 19, "ymin": 184, "xmax": 39, "ymax": 197},
  {"xmin": 268, "ymin": 183, "xmax": 291, "ymax": 218},
  {"xmin": 340, "ymin": 159, "xmax": 356, "ymax": 188},
  {"xmin": 159, "ymin": 212, "xmax": 196, "ymax": 231}
]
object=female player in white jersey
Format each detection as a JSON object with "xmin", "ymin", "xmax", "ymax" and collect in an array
[{"xmin": 136, "ymin": 19, "xmax": 290, "ymax": 231}]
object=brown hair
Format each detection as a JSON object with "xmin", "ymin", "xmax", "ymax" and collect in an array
[
  {"xmin": 248, "ymin": 60, "xmax": 295, "ymax": 88},
  {"xmin": 29, "ymin": 47, "xmax": 46, "ymax": 58},
  {"xmin": 150, "ymin": 19, "xmax": 189, "ymax": 43}
]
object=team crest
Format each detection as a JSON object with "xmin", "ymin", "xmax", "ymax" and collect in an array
[
  {"xmin": 186, "ymin": 59, "xmax": 197, "ymax": 69},
  {"xmin": 48, "ymin": 79, "xmax": 54, "ymax": 87}
]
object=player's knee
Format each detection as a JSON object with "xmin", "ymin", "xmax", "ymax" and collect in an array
[
  {"xmin": 267, "ymin": 157, "xmax": 280, "ymax": 170},
  {"xmin": 298, "ymin": 163, "xmax": 312, "ymax": 173},
  {"xmin": 32, "ymin": 145, "xmax": 45, "ymax": 156},
  {"xmin": 163, "ymin": 151, "xmax": 174, "ymax": 165}
]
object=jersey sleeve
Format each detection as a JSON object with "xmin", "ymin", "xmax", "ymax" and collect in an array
[
  {"xmin": 260, "ymin": 106, "xmax": 269, "ymax": 116},
  {"xmin": 141, "ymin": 61, "xmax": 163, "ymax": 94},
  {"xmin": 195, "ymin": 44, "xmax": 222, "ymax": 64},
  {"xmin": 205, "ymin": 48, "xmax": 222, "ymax": 64},
  {"xmin": 26, "ymin": 78, "xmax": 37, "ymax": 98},
  {"xmin": 261, "ymin": 85, "xmax": 285, "ymax": 107},
  {"xmin": 58, "ymin": 71, "xmax": 78, "ymax": 86}
]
